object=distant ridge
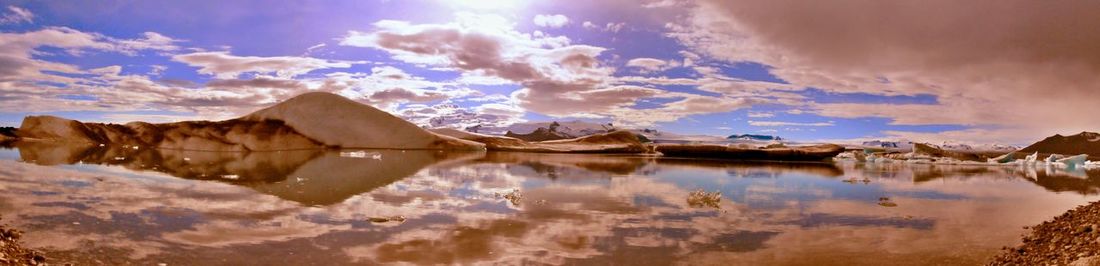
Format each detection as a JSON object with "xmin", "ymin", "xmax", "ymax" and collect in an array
[
  {"xmin": 1018, "ymin": 132, "xmax": 1100, "ymax": 159},
  {"xmin": 727, "ymin": 134, "xmax": 782, "ymax": 141}
]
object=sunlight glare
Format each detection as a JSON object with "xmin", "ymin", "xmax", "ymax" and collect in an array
[{"xmin": 444, "ymin": 0, "xmax": 528, "ymax": 11}]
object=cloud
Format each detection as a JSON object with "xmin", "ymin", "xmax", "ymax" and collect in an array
[
  {"xmin": 747, "ymin": 112, "xmax": 774, "ymax": 118},
  {"xmin": 643, "ymin": 0, "xmax": 681, "ymax": 8},
  {"xmin": 341, "ymin": 13, "xmax": 775, "ymax": 125},
  {"xmin": 625, "ymin": 58, "xmax": 676, "ymax": 73},
  {"xmin": 580, "ymin": 21, "xmax": 626, "ymax": 33},
  {"xmin": 748, "ymin": 120, "xmax": 834, "ymax": 127},
  {"xmin": 368, "ymin": 88, "xmax": 450, "ymax": 103},
  {"xmin": 172, "ymin": 51, "xmax": 355, "ymax": 79},
  {"xmin": 671, "ymin": 0, "xmax": 1100, "ymax": 142},
  {"xmin": 533, "ymin": 14, "xmax": 569, "ymax": 28},
  {"xmin": 0, "ymin": 6, "xmax": 33, "ymax": 24},
  {"xmin": 111, "ymin": 32, "xmax": 181, "ymax": 54}
]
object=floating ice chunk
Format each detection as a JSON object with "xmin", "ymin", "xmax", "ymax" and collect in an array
[
  {"xmin": 339, "ymin": 150, "xmax": 382, "ymax": 160},
  {"xmin": 1057, "ymin": 154, "xmax": 1089, "ymax": 169},
  {"xmin": 340, "ymin": 151, "xmax": 366, "ymax": 158},
  {"xmin": 1046, "ymin": 154, "xmax": 1064, "ymax": 164},
  {"xmin": 220, "ymin": 174, "xmax": 240, "ymax": 180},
  {"xmin": 113, "ymin": 156, "xmax": 125, "ymax": 161},
  {"xmin": 989, "ymin": 152, "xmax": 1015, "ymax": 164},
  {"xmin": 1025, "ymin": 152, "xmax": 1038, "ymax": 164},
  {"xmin": 132, "ymin": 146, "xmax": 139, "ymax": 150},
  {"xmin": 98, "ymin": 143, "xmax": 106, "ymax": 147}
]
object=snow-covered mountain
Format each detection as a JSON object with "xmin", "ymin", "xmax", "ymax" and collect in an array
[
  {"xmin": 632, "ymin": 128, "xmax": 728, "ymax": 143},
  {"xmin": 937, "ymin": 141, "xmax": 1019, "ymax": 152},
  {"xmin": 499, "ymin": 120, "xmax": 615, "ymax": 136},
  {"xmin": 861, "ymin": 140, "xmax": 915, "ymax": 151}
]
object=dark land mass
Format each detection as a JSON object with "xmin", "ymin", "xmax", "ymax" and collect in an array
[{"xmin": 988, "ymin": 201, "xmax": 1100, "ymax": 265}]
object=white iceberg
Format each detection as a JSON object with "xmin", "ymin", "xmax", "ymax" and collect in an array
[
  {"xmin": 339, "ymin": 150, "xmax": 383, "ymax": 160},
  {"xmin": 990, "ymin": 152, "xmax": 1015, "ymax": 164},
  {"xmin": 1057, "ymin": 154, "xmax": 1089, "ymax": 169},
  {"xmin": 1025, "ymin": 152, "xmax": 1038, "ymax": 164},
  {"xmin": 1046, "ymin": 154, "xmax": 1064, "ymax": 164}
]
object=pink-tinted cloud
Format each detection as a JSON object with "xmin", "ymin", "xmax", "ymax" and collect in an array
[{"xmin": 671, "ymin": 0, "xmax": 1100, "ymax": 142}]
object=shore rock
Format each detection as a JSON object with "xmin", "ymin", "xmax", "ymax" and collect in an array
[
  {"xmin": 988, "ymin": 201, "xmax": 1100, "ymax": 265},
  {"xmin": 0, "ymin": 216, "xmax": 45, "ymax": 266}
]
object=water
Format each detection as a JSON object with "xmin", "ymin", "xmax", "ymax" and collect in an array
[{"xmin": 1, "ymin": 143, "xmax": 1098, "ymax": 265}]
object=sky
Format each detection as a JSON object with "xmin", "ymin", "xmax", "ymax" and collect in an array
[{"xmin": 1, "ymin": 0, "xmax": 1098, "ymax": 145}]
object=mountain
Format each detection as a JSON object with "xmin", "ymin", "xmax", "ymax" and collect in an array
[
  {"xmin": 243, "ymin": 92, "xmax": 481, "ymax": 150},
  {"xmin": 1018, "ymin": 132, "xmax": 1100, "ymax": 159},
  {"xmin": 727, "ymin": 134, "xmax": 782, "ymax": 141},
  {"xmin": 504, "ymin": 126, "xmax": 574, "ymax": 142},
  {"xmin": 936, "ymin": 142, "xmax": 1019, "ymax": 153},
  {"xmin": 16, "ymin": 115, "xmax": 322, "ymax": 152},
  {"xmin": 16, "ymin": 92, "xmax": 484, "ymax": 151},
  {"xmin": 499, "ymin": 120, "xmax": 613, "ymax": 136},
  {"xmin": 913, "ymin": 143, "xmax": 983, "ymax": 162},
  {"xmin": 861, "ymin": 140, "xmax": 915, "ymax": 151},
  {"xmin": 633, "ymin": 129, "xmax": 726, "ymax": 143}
]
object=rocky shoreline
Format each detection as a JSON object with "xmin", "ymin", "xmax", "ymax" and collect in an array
[
  {"xmin": 0, "ymin": 217, "xmax": 46, "ymax": 265},
  {"xmin": 988, "ymin": 201, "xmax": 1100, "ymax": 265}
]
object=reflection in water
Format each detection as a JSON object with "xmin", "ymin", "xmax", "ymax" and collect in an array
[{"xmin": 0, "ymin": 144, "xmax": 1099, "ymax": 265}]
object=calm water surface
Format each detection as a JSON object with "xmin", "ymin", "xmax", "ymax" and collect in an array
[{"xmin": 1, "ymin": 143, "xmax": 1099, "ymax": 265}]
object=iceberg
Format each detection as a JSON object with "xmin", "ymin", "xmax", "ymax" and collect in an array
[
  {"xmin": 1024, "ymin": 152, "xmax": 1039, "ymax": 164},
  {"xmin": 1057, "ymin": 154, "xmax": 1089, "ymax": 169},
  {"xmin": 989, "ymin": 152, "xmax": 1015, "ymax": 164},
  {"xmin": 1046, "ymin": 154, "xmax": 1064, "ymax": 164}
]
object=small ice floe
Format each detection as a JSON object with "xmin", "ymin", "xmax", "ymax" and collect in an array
[
  {"xmin": 220, "ymin": 174, "xmax": 240, "ymax": 180},
  {"xmin": 339, "ymin": 150, "xmax": 383, "ymax": 160},
  {"xmin": 132, "ymin": 146, "xmax": 139, "ymax": 150},
  {"xmin": 113, "ymin": 156, "xmax": 125, "ymax": 161},
  {"xmin": 98, "ymin": 143, "xmax": 106, "ymax": 147},
  {"xmin": 687, "ymin": 189, "xmax": 722, "ymax": 209},
  {"xmin": 503, "ymin": 189, "xmax": 523, "ymax": 206},
  {"xmin": 183, "ymin": 157, "xmax": 191, "ymax": 161},
  {"xmin": 368, "ymin": 215, "xmax": 407, "ymax": 223},
  {"xmin": 877, "ymin": 197, "xmax": 898, "ymax": 207}
]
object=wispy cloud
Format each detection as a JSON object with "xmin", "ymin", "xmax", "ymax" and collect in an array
[
  {"xmin": 0, "ymin": 6, "xmax": 33, "ymax": 24},
  {"xmin": 748, "ymin": 120, "xmax": 834, "ymax": 127}
]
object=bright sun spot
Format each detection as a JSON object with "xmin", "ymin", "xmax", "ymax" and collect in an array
[{"xmin": 444, "ymin": 0, "xmax": 527, "ymax": 11}]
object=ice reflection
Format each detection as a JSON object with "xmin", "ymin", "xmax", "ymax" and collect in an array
[{"xmin": 0, "ymin": 144, "xmax": 1098, "ymax": 265}]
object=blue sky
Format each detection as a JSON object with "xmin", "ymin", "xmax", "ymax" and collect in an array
[{"xmin": 1, "ymin": 0, "xmax": 1097, "ymax": 145}]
